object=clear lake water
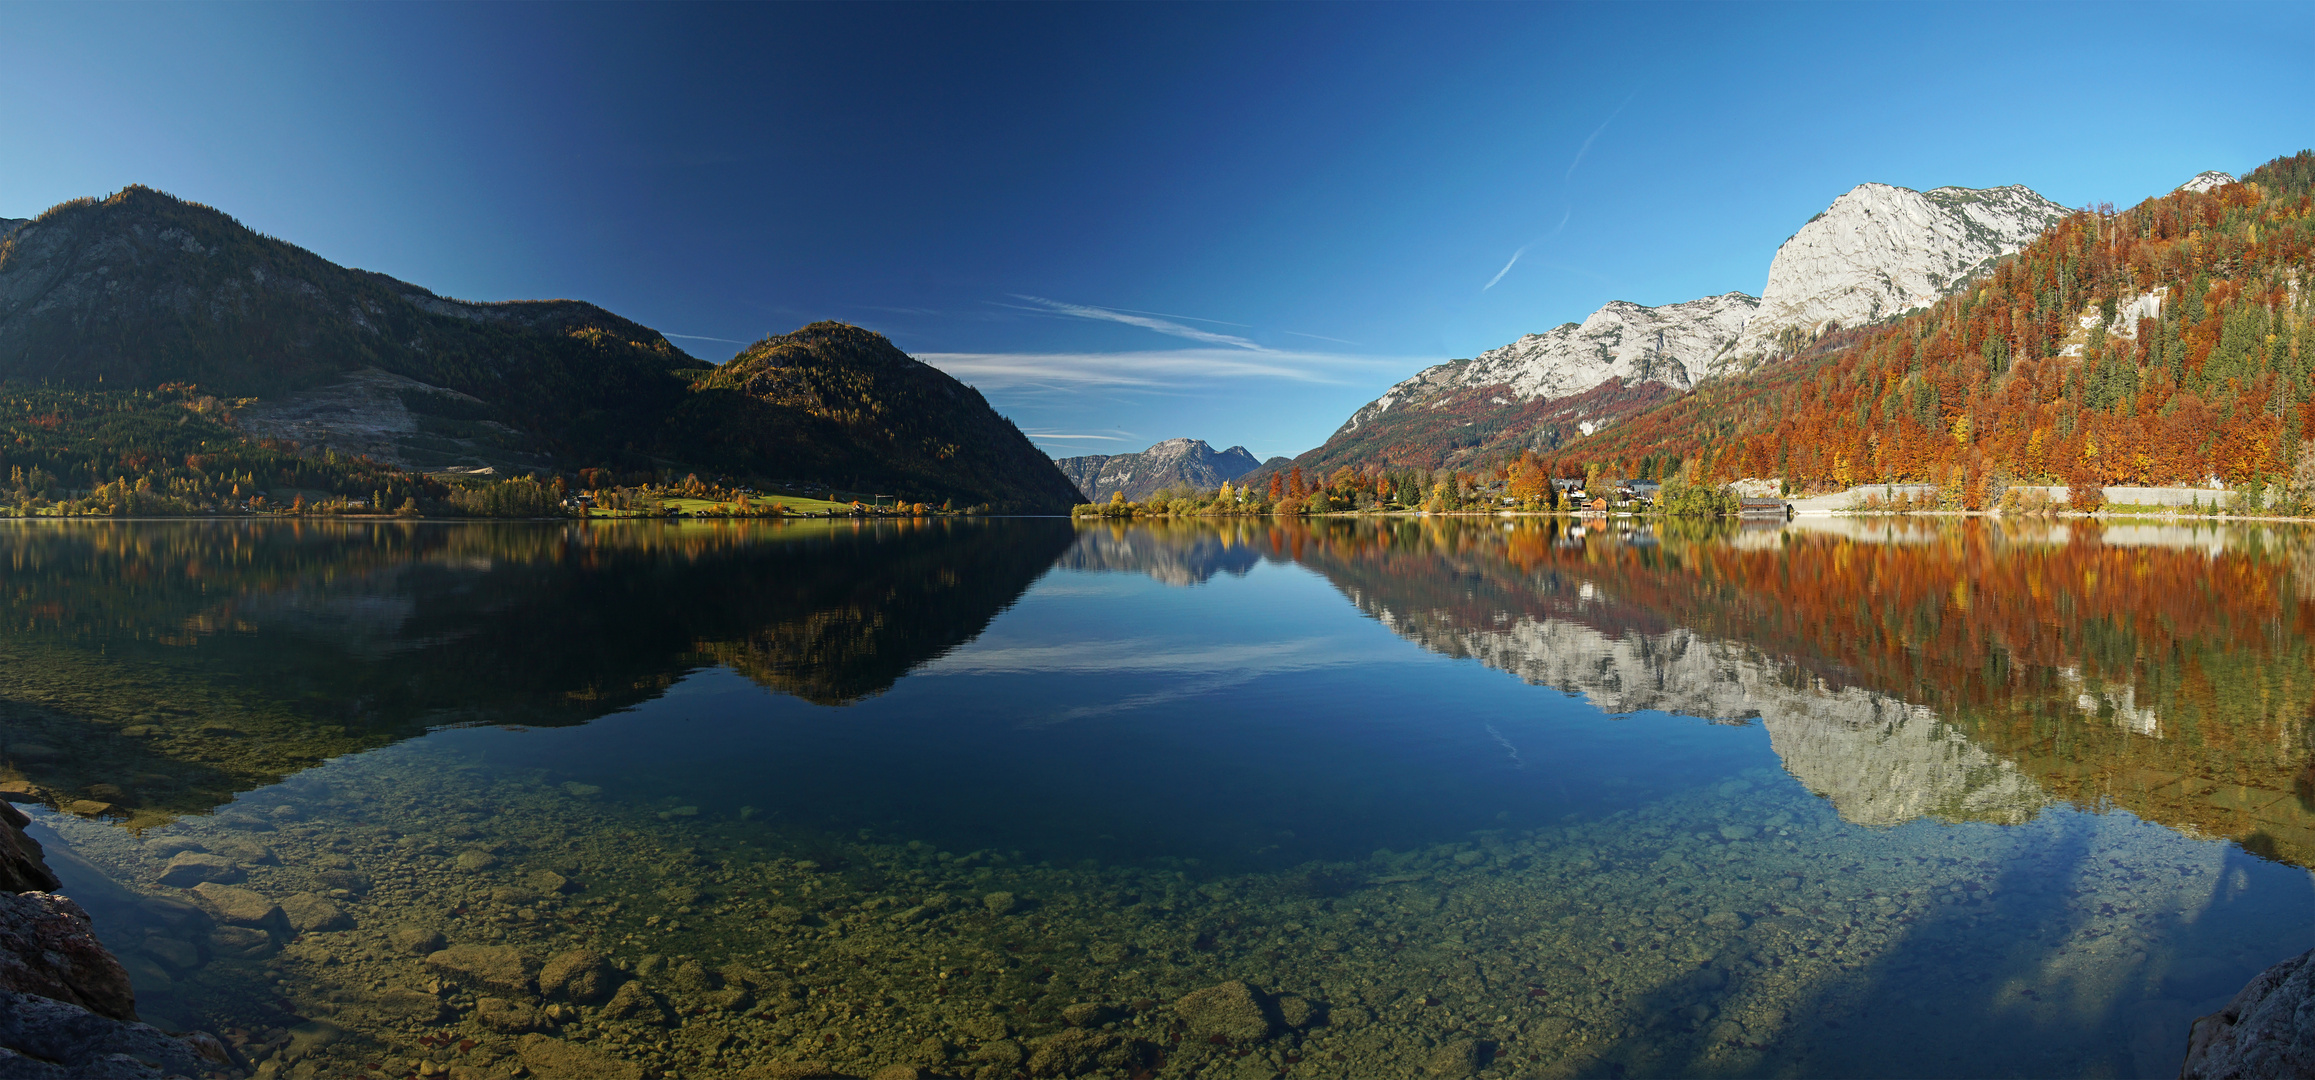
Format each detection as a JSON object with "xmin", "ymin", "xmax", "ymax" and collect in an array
[{"xmin": 5, "ymin": 516, "xmax": 2315, "ymax": 1079}]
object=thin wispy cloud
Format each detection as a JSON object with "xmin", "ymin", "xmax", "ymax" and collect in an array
[
  {"xmin": 1027, "ymin": 432, "xmax": 1134, "ymax": 441},
  {"xmin": 920, "ymin": 634, "xmax": 1411, "ymax": 724},
  {"xmin": 1282, "ymin": 329, "xmax": 1363, "ymax": 347},
  {"xmin": 923, "ymin": 637, "xmax": 1381, "ymax": 677},
  {"xmin": 1481, "ymin": 208, "xmax": 1572, "ymax": 293},
  {"xmin": 664, "ymin": 332, "xmax": 751, "ymax": 344},
  {"xmin": 1008, "ymin": 295, "xmax": 1265, "ymax": 351},
  {"xmin": 1566, "ymin": 92, "xmax": 1636, "ymax": 182},
  {"xmin": 1099, "ymin": 306, "xmax": 1254, "ymax": 329},
  {"xmin": 918, "ymin": 348, "xmax": 1413, "ymax": 391},
  {"xmin": 1482, "ymin": 246, "xmax": 1528, "ymax": 291}
]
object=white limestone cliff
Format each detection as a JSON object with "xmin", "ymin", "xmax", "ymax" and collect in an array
[
  {"xmin": 1053, "ymin": 437, "xmax": 1260, "ymax": 502},
  {"xmin": 1717, "ymin": 183, "xmax": 2071, "ymax": 375},
  {"xmin": 1336, "ymin": 292, "xmax": 1756, "ymax": 435},
  {"xmin": 2178, "ymin": 170, "xmax": 2237, "ymax": 194}
]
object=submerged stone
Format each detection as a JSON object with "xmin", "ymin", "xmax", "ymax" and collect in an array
[
  {"xmin": 156, "ymin": 852, "xmax": 241, "ymax": 887},
  {"xmin": 387, "ymin": 925, "xmax": 445, "ymax": 955},
  {"xmin": 600, "ymin": 980, "xmax": 670, "ymax": 1026},
  {"xmin": 1173, "ymin": 980, "xmax": 1273, "ymax": 1042},
  {"xmin": 207, "ymin": 925, "xmax": 272, "ymax": 960},
  {"xmin": 518, "ymin": 1032, "xmax": 642, "ymax": 1080},
  {"xmin": 190, "ymin": 882, "xmax": 280, "ymax": 927},
  {"xmin": 424, "ymin": 944, "xmax": 534, "ymax": 994},
  {"xmin": 1025, "ymin": 1027, "xmax": 1137, "ymax": 1077},
  {"xmin": 474, "ymin": 996, "xmax": 547, "ymax": 1033},
  {"xmin": 538, "ymin": 949, "xmax": 616, "ymax": 1004},
  {"xmin": 1426, "ymin": 1037, "xmax": 1483, "ymax": 1077},
  {"xmin": 281, "ymin": 893, "xmax": 352, "ymax": 933}
]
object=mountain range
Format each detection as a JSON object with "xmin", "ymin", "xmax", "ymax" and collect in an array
[
  {"xmin": 1254, "ymin": 179, "xmax": 2076, "ymax": 480},
  {"xmin": 0, "ymin": 187, "xmax": 1082, "ymax": 511},
  {"xmin": 1053, "ymin": 437, "xmax": 1264, "ymax": 502}
]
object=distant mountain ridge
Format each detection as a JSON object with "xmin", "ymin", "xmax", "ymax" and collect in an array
[{"xmin": 1054, "ymin": 437, "xmax": 1260, "ymax": 501}]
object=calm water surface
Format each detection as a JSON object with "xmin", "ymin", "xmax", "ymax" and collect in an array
[{"xmin": 8, "ymin": 517, "xmax": 2315, "ymax": 1079}]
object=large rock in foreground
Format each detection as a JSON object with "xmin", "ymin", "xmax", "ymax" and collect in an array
[
  {"xmin": 0, "ymin": 802, "xmax": 60, "ymax": 895},
  {"xmin": 0, "ymin": 892, "xmax": 136, "ymax": 1022},
  {"xmin": 0, "ymin": 987, "xmax": 230, "ymax": 1078},
  {"xmin": 2181, "ymin": 947, "xmax": 2315, "ymax": 1079}
]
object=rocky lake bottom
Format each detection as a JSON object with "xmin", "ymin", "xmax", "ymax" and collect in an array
[{"xmin": 31, "ymin": 725, "xmax": 2312, "ymax": 1080}]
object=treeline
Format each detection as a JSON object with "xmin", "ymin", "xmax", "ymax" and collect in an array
[
  {"xmin": 1566, "ymin": 150, "xmax": 2315, "ymax": 503},
  {"xmin": 1073, "ymin": 455, "xmax": 1745, "ymax": 518},
  {"xmin": 1, "ymin": 383, "xmax": 593, "ymax": 519}
]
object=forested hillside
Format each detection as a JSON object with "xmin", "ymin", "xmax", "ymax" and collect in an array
[
  {"xmin": 0, "ymin": 186, "xmax": 706, "ymax": 459},
  {"xmin": 677, "ymin": 321, "xmax": 1085, "ymax": 511},
  {"xmin": 1570, "ymin": 151, "xmax": 2315, "ymax": 497},
  {"xmin": 0, "ymin": 188, "xmax": 1082, "ymax": 513}
]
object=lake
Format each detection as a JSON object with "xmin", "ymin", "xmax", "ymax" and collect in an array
[{"xmin": 7, "ymin": 516, "xmax": 2314, "ymax": 1080}]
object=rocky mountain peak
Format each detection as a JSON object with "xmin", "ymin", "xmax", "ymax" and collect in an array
[
  {"xmin": 1716, "ymin": 181, "xmax": 2070, "ymax": 375},
  {"xmin": 2178, "ymin": 170, "xmax": 2237, "ymax": 193},
  {"xmin": 1052, "ymin": 438, "xmax": 1260, "ymax": 502},
  {"xmin": 1338, "ymin": 291, "xmax": 1758, "ymax": 438}
]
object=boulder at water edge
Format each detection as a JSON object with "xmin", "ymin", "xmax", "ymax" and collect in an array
[{"xmin": 2181, "ymin": 947, "xmax": 2315, "ymax": 1079}]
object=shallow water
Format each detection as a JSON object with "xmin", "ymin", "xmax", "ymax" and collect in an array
[{"xmin": 9, "ymin": 516, "xmax": 2315, "ymax": 1079}]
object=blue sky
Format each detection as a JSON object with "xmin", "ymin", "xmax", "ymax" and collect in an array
[{"xmin": 5, "ymin": 3, "xmax": 2312, "ymax": 461}]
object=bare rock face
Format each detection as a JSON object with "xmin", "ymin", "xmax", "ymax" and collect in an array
[
  {"xmin": 1333, "ymin": 293, "xmax": 1756, "ymax": 443},
  {"xmin": 2181, "ymin": 947, "xmax": 2315, "ymax": 1079},
  {"xmin": 2177, "ymin": 170, "xmax": 2237, "ymax": 194},
  {"xmin": 0, "ymin": 987, "xmax": 227, "ymax": 1079},
  {"xmin": 1388, "ymin": 294, "xmax": 1757, "ymax": 427},
  {"xmin": 0, "ymin": 892, "xmax": 137, "ymax": 1022},
  {"xmin": 0, "ymin": 802, "xmax": 59, "ymax": 895},
  {"xmin": 1720, "ymin": 182, "xmax": 2069, "ymax": 373},
  {"xmin": 1053, "ymin": 438, "xmax": 1262, "ymax": 503}
]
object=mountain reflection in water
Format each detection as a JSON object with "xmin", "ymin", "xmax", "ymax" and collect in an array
[
  {"xmin": 13, "ymin": 515, "xmax": 2315, "ymax": 1080},
  {"xmin": 0, "ymin": 518, "xmax": 1073, "ymax": 826},
  {"xmin": 1255, "ymin": 515, "xmax": 2315, "ymax": 866}
]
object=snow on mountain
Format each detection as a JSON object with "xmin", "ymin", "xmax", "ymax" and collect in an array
[
  {"xmin": 1716, "ymin": 183, "xmax": 2071, "ymax": 375},
  {"xmin": 2177, "ymin": 170, "xmax": 2237, "ymax": 193},
  {"xmin": 1337, "ymin": 292, "xmax": 1757, "ymax": 436}
]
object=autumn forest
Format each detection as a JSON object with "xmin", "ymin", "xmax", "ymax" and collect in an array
[{"xmin": 1566, "ymin": 151, "xmax": 2315, "ymax": 502}]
